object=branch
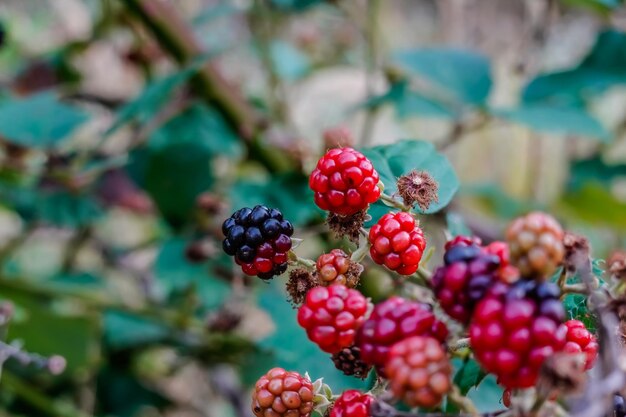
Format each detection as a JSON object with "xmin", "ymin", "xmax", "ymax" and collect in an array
[{"xmin": 120, "ymin": 0, "xmax": 262, "ymax": 140}]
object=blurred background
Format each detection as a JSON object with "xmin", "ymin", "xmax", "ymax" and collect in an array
[{"xmin": 0, "ymin": 0, "xmax": 624, "ymax": 416}]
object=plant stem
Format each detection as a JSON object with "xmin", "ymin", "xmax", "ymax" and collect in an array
[
  {"xmin": 380, "ymin": 193, "xmax": 410, "ymax": 211},
  {"xmin": 361, "ymin": 0, "xmax": 381, "ymax": 146}
]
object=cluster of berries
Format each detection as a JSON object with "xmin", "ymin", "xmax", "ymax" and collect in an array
[{"xmin": 219, "ymin": 146, "xmax": 600, "ymax": 417}]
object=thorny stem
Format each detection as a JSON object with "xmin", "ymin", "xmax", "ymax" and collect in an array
[
  {"xmin": 449, "ymin": 338, "xmax": 471, "ymax": 353},
  {"xmin": 289, "ymin": 252, "xmax": 316, "ymax": 270}
]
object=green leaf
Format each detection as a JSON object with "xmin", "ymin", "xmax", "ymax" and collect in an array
[
  {"xmin": 562, "ymin": 0, "xmax": 623, "ymax": 12},
  {"xmin": 446, "ymin": 358, "xmax": 488, "ymax": 413},
  {"xmin": 269, "ymin": 41, "xmax": 310, "ymax": 81},
  {"xmin": 556, "ymin": 183, "xmax": 626, "ymax": 230},
  {"xmin": 97, "ymin": 367, "xmax": 169, "ymax": 417},
  {"xmin": 270, "ymin": 0, "xmax": 323, "ymax": 11},
  {"xmin": 523, "ymin": 29, "xmax": 626, "ymax": 104},
  {"xmin": 446, "ymin": 212, "xmax": 472, "ymax": 238},
  {"xmin": 246, "ymin": 280, "xmax": 370, "ymax": 391},
  {"xmin": 394, "ymin": 48, "xmax": 492, "ymax": 105},
  {"xmin": 154, "ymin": 238, "xmax": 231, "ymax": 311},
  {"xmin": 361, "ymin": 139, "xmax": 459, "ymax": 215},
  {"xmin": 0, "ymin": 92, "xmax": 89, "ymax": 149},
  {"xmin": 109, "ymin": 68, "xmax": 197, "ymax": 133},
  {"xmin": 149, "ymin": 104, "xmax": 242, "ymax": 158},
  {"xmin": 37, "ymin": 191, "xmax": 103, "ymax": 228},
  {"xmin": 461, "ymin": 183, "xmax": 537, "ymax": 218},
  {"xmin": 231, "ymin": 173, "xmax": 323, "ymax": 226},
  {"xmin": 466, "ymin": 375, "xmax": 505, "ymax": 413},
  {"xmin": 361, "ymin": 82, "xmax": 456, "ymax": 119},
  {"xmin": 103, "ymin": 310, "xmax": 170, "ymax": 350},
  {"xmin": 0, "ymin": 284, "xmax": 100, "ymax": 374},
  {"xmin": 142, "ymin": 141, "xmax": 214, "ymax": 227},
  {"xmin": 568, "ymin": 156, "xmax": 626, "ymax": 191},
  {"xmin": 493, "ymin": 105, "xmax": 610, "ymax": 141}
]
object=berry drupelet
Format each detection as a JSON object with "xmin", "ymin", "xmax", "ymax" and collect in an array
[
  {"xmin": 470, "ymin": 280, "xmax": 567, "ymax": 389},
  {"xmin": 330, "ymin": 390, "xmax": 374, "ymax": 417},
  {"xmin": 368, "ymin": 212, "xmax": 426, "ymax": 275},
  {"xmin": 252, "ymin": 368, "xmax": 314, "ymax": 417},
  {"xmin": 355, "ymin": 296, "xmax": 448, "ymax": 375},
  {"xmin": 432, "ymin": 239, "xmax": 502, "ymax": 323},
  {"xmin": 316, "ymin": 249, "xmax": 352, "ymax": 287},
  {"xmin": 386, "ymin": 336, "xmax": 452, "ymax": 408},
  {"xmin": 563, "ymin": 319, "xmax": 598, "ymax": 370},
  {"xmin": 222, "ymin": 206, "xmax": 294, "ymax": 280},
  {"xmin": 309, "ymin": 148, "xmax": 380, "ymax": 216},
  {"xmin": 297, "ymin": 285, "xmax": 369, "ymax": 354}
]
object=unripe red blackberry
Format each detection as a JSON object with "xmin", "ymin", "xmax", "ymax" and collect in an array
[
  {"xmin": 368, "ymin": 212, "xmax": 426, "ymax": 275},
  {"xmin": 309, "ymin": 148, "xmax": 380, "ymax": 216},
  {"xmin": 252, "ymin": 368, "xmax": 314, "ymax": 417},
  {"xmin": 316, "ymin": 249, "xmax": 351, "ymax": 287},
  {"xmin": 355, "ymin": 297, "xmax": 448, "ymax": 374},
  {"xmin": 470, "ymin": 280, "xmax": 567, "ymax": 389},
  {"xmin": 330, "ymin": 390, "xmax": 374, "ymax": 417},
  {"xmin": 386, "ymin": 336, "xmax": 452, "ymax": 408},
  {"xmin": 222, "ymin": 206, "xmax": 294, "ymax": 280},
  {"xmin": 484, "ymin": 240, "xmax": 520, "ymax": 283},
  {"xmin": 432, "ymin": 240, "xmax": 501, "ymax": 323},
  {"xmin": 564, "ymin": 319, "xmax": 598, "ymax": 370},
  {"xmin": 297, "ymin": 285, "xmax": 369, "ymax": 354},
  {"xmin": 506, "ymin": 212, "xmax": 565, "ymax": 278}
]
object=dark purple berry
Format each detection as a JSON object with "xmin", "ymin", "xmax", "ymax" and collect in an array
[
  {"xmin": 262, "ymin": 219, "xmax": 281, "ymax": 238},
  {"xmin": 245, "ymin": 227, "xmax": 263, "ymax": 246},
  {"xmin": 236, "ymin": 245, "xmax": 255, "ymax": 263}
]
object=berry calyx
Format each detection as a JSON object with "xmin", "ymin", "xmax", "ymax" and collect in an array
[
  {"xmin": 563, "ymin": 319, "xmax": 598, "ymax": 370},
  {"xmin": 368, "ymin": 212, "xmax": 426, "ymax": 275},
  {"xmin": 386, "ymin": 336, "xmax": 452, "ymax": 408},
  {"xmin": 316, "ymin": 249, "xmax": 359, "ymax": 288},
  {"xmin": 506, "ymin": 212, "xmax": 565, "ymax": 279},
  {"xmin": 330, "ymin": 390, "xmax": 374, "ymax": 417},
  {"xmin": 222, "ymin": 205, "xmax": 294, "ymax": 280},
  {"xmin": 355, "ymin": 296, "xmax": 448, "ymax": 374},
  {"xmin": 297, "ymin": 285, "xmax": 369, "ymax": 354},
  {"xmin": 432, "ymin": 239, "xmax": 501, "ymax": 323},
  {"xmin": 251, "ymin": 368, "xmax": 314, "ymax": 417},
  {"xmin": 470, "ymin": 280, "xmax": 567, "ymax": 389},
  {"xmin": 309, "ymin": 148, "xmax": 380, "ymax": 216}
]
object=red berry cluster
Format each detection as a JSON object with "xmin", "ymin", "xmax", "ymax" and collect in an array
[
  {"xmin": 386, "ymin": 336, "xmax": 452, "ymax": 408},
  {"xmin": 470, "ymin": 280, "xmax": 567, "ymax": 389},
  {"xmin": 330, "ymin": 390, "xmax": 374, "ymax": 417},
  {"xmin": 355, "ymin": 296, "xmax": 448, "ymax": 374},
  {"xmin": 316, "ymin": 249, "xmax": 352, "ymax": 287},
  {"xmin": 432, "ymin": 239, "xmax": 501, "ymax": 323},
  {"xmin": 309, "ymin": 148, "xmax": 381, "ymax": 216},
  {"xmin": 251, "ymin": 368, "xmax": 314, "ymax": 417},
  {"xmin": 297, "ymin": 285, "xmax": 369, "ymax": 354},
  {"xmin": 564, "ymin": 319, "xmax": 598, "ymax": 370},
  {"xmin": 368, "ymin": 212, "xmax": 426, "ymax": 275}
]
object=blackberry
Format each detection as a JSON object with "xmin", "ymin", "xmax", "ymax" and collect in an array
[
  {"xmin": 222, "ymin": 205, "xmax": 293, "ymax": 280},
  {"xmin": 432, "ymin": 240, "xmax": 501, "ymax": 324},
  {"xmin": 470, "ymin": 280, "xmax": 567, "ymax": 389}
]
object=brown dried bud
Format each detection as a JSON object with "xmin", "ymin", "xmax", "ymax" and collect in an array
[
  {"xmin": 608, "ymin": 250, "xmax": 626, "ymax": 281},
  {"xmin": 563, "ymin": 232, "xmax": 590, "ymax": 274},
  {"xmin": 207, "ymin": 308, "xmax": 242, "ymax": 333},
  {"xmin": 396, "ymin": 170, "xmax": 439, "ymax": 212},
  {"xmin": 537, "ymin": 352, "xmax": 586, "ymax": 398},
  {"xmin": 323, "ymin": 126, "xmax": 354, "ymax": 149},
  {"xmin": 185, "ymin": 240, "xmax": 215, "ymax": 263},
  {"xmin": 326, "ymin": 210, "xmax": 366, "ymax": 243},
  {"xmin": 331, "ymin": 345, "xmax": 372, "ymax": 379},
  {"xmin": 196, "ymin": 192, "xmax": 226, "ymax": 216},
  {"xmin": 286, "ymin": 268, "xmax": 319, "ymax": 307}
]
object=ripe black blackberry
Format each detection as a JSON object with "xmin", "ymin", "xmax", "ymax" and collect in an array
[{"xmin": 222, "ymin": 205, "xmax": 294, "ymax": 280}]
